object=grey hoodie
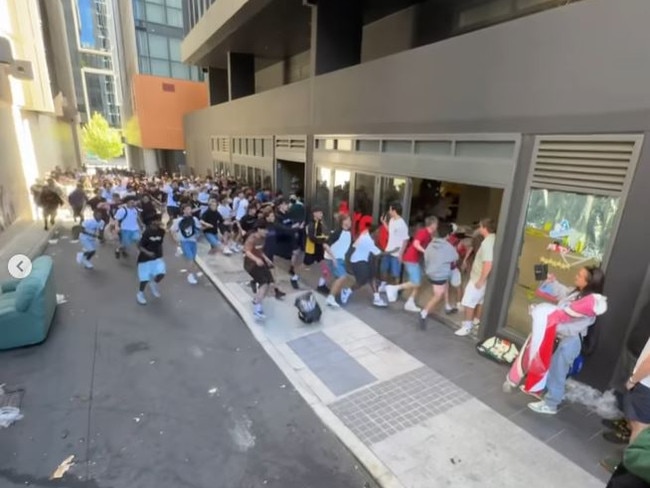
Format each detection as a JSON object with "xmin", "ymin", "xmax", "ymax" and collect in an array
[{"xmin": 424, "ymin": 238, "xmax": 459, "ymax": 282}]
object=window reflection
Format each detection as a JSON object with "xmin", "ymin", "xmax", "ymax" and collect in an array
[
  {"xmin": 379, "ymin": 177, "xmax": 407, "ymax": 219},
  {"xmin": 333, "ymin": 170, "xmax": 351, "ymax": 220},
  {"xmin": 354, "ymin": 173, "xmax": 375, "ymax": 218},
  {"xmin": 315, "ymin": 167, "xmax": 332, "ymax": 225}
]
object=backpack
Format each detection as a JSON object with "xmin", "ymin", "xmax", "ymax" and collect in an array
[
  {"xmin": 294, "ymin": 292, "xmax": 322, "ymax": 324},
  {"xmin": 178, "ymin": 216, "xmax": 197, "ymax": 239}
]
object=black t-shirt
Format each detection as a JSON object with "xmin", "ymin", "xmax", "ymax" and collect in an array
[
  {"xmin": 138, "ymin": 227, "xmax": 165, "ymax": 263},
  {"xmin": 201, "ymin": 208, "xmax": 223, "ymax": 234}
]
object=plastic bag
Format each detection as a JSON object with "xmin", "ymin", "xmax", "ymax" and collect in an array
[
  {"xmin": 0, "ymin": 407, "xmax": 24, "ymax": 428},
  {"xmin": 450, "ymin": 268, "xmax": 462, "ymax": 287}
]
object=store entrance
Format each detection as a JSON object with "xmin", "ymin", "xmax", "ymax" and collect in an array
[
  {"xmin": 276, "ymin": 160, "xmax": 305, "ymax": 198},
  {"xmin": 407, "ymin": 178, "xmax": 504, "ymax": 327}
]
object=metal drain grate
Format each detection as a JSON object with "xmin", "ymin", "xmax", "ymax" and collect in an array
[{"xmin": 0, "ymin": 388, "xmax": 24, "ymax": 409}]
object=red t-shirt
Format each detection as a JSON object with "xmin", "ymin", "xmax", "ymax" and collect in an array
[{"xmin": 402, "ymin": 228, "xmax": 431, "ymax": 263}]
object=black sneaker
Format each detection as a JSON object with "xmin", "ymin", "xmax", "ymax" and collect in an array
[
  {"xmin": 602, "ymin": 418, "xmax": 630, "ymax": 435},
  {"xmin": 603, "ymin": 430, "xmax": 630, "ymax": 445},
  {"xmin": 290, "ymin": 277, "xmax": 299, "ymax": 290},
  {"xmin": 275, "ymin": 288, "xmax": 286, "ymax": 300},
  {"xmin": 115, "ymin": 249, "xmax": 121, "ymax": 259},
  {"xmin": 316, "ymin": 285, "xmax": 330, "ymax": 295},
  {"xmin": 121, "ymin": 249, "xmax": 129, "ymax": 258},
  {"xmin": 250, "ymin": 280, "xmax": 258, "ymax": 294}
]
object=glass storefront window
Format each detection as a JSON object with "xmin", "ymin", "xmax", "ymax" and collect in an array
[
  {"xmin": 247, "ymin": 167, "xmax": 255, "ymax": 186},
  {"xmin": 263, "ymin": 170, "xmax": 272, "ymax": 189},
  {"xmin": 506, "ymin": 189, "xmax": 620, "ymax": 336},
  {"xmin": 314, "ymin": 167, "xmax": 332, "ymax": 225},
  {"xmin": 254, "ymin": 168, "xmax": 262, "ymax": 189},
  {"xmin": 333, "ymin": 170, "xmax": 351, "ymax": 221},
  {"xmin": 379, "ymin": 177, "xmax": 407, "ymax": 219},
  {"xmin": 353, "ymin": 173, "xmax": 375, "ymax": 218}
]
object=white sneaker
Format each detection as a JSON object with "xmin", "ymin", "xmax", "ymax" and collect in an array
[
  {"xmin": 83, "ymin": 259, "xmax": 94, "ymax": 269},
  {"xmin": 222, "ymin": 247, "xmax": 233, "ymax": 256},
  {"xmin": 528, "ymin": 401, "xmax": 557, "ymax": 415},
  {"xmin": 136, "ymin": 292, "xmax": 147, "ymax": 305},
  {"xmin": 253, "ymin": 309, "xmax": 266, "ymax": 321},
  {"xmin": 404, "ymin": 300, "xmax": 421, "ymax": 313},
  {"xmin": 326, "ymin": 295, "xmax": 339, "ymax": 308},
  {"xmin": 187, "ymin": 273, "xmax": 198, "ymax": 285},
  {"xmin": 378, "ymin": 282, "xmax": 387, "ymax": 293},
  {"xmin": 149, "ymin": 281, "xmax": 161, "ymax": 298},
  {"xmin": 76, "ymin": 252, "xmax": 83, "ymax": 265},
  {"xmin": 340, "ymin": 288, "xmax": 353, "ymax": 305},
  {"xmin": 229, "ymin": 246, "xmax": 239, "ymax": 254},
  {"xmin": 454, "ymin": 323, "xmax": 474, "ymax": 337},
  {"xmin": 372, "ymin": 296, "xmax": 388, "ymax": 307},
  {"xmin": 385, "ymin": 285, "xmax": 399, "ymax": 303}
]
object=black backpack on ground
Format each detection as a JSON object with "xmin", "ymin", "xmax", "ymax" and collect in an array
[{"xmin": 295, "ymin": 292, "xmax": 322, "ymax": 324}]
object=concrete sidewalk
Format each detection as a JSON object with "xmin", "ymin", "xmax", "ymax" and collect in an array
[{"xmin": 196, "ymin": 245, "xmax": 608, "ymax": 488}]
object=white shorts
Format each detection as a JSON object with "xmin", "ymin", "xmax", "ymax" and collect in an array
[
  {"xmin": 138, "ymin": 258, "xmax": 166, "ymax": 282},
  {"xmin": 461, "ymin": 281, "xmax": 485, "ymax": 309}
]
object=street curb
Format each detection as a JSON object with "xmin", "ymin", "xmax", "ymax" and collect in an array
[{"xmin": 196, "ymin": 255, "xmax": 406, "ymax": 488}]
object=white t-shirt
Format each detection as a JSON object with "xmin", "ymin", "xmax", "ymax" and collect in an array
[
  {"xmin": 635, "ymin": 337, "xmax": 650, "ymax": 388},
  {"xmin": 114, "ymin": 207, "xmax": 140, "ymax": 231},
  {"xmin": 351, "ymin": 232, "xmax": 381, "ymax": 263},
  {"xmin": 235, "ymin": 198, "xmax": 249, "ymax": 221},
  {"xmin": 386, "ymin": 217, "xmax": 409, "ymax": 257},
  {"xmin": 218, "ymin": 204, "xmax": 233, "ymax": 220},
  {"xmin": 470, "ymin": 233, "xmax": 495, "ymax": 284}
]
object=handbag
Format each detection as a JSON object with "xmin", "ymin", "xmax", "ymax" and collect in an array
[{"xmin": 476, "ymin": 336, "xmax": 520, "ymax": 365}]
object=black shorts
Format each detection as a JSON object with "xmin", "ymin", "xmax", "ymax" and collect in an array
[
  {"xmin": 304, "ymin": 246, "xmax": 324, "ymax": 265},
  {"xmin": 219, "ymin": 224, "xmax": 231, "ymax": 235},
  {"xmin": 428, "ymin": 278, "xmax": 448, "ymax": 286},
  {"xmin": 625, "ymin": 383, "xmax": 650, "ymax": 424},
  {"xmin": 294, "ymin": 230, "xmax": 305, "ymax": 251},
  {"xmin": 244, "ymin": 258, "xmax": 274, "ymax": 285},
  {"xmin": 351, "ymin": 261, "xmax": 373, "ymax": 287},
  {"xmin": 167, "ymin": 206, "xmax": 180, "ymax": 219}
]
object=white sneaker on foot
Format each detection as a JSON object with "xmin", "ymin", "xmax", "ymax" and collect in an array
[
  {"xmin": 83, "ymin": 259, "xmax": 94, "ymax": 269},
  {"xmin": 222, "ymin": 247, "xmax": 233, "ymax": 256},
  {"xmin": 385, "ymin": 285, "xmax": 399, "ymax": 303},
  {"xmin": 187, "ymin": 273, "xmax": 198, "ymax": 285},
  {"xmin": 404, "ymin": 300, "xmax": 421, "ymax": 313},
  {"xmin": 372, "ymin": 296, "xmax": 388, "ymax": 307},
  {"xmin": 340, "ymin": 288, "xmax": 353, "ymax": 305},
  {"xmin": 455, "ymin": 323, "xmax": 474, "ymax": 337},
  {"xmin": 528, "ymin": 401, "xmax": 557, "ymax": 415},
  {"xmin": 326, "ymin": 295, "xmax": 339, "ymax": 308},
  {"xmin": 253, "ymin": 309, "xmax": 266, "ymax": 321},
  {"xmin": 149, "ymin": 281, "xmax": 161, "ymax": 298},
  {"xmin": 136, "ymin": 292, "xmax": 147, "ymax": 305}
]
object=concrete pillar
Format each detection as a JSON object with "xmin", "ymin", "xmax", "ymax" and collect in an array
[
  {"xmin": 227, "ymin": 52, "xmax": 255, "ymax": 100},
  {"xmin": 208, "ymin": 68, "xmax": 229, "ymax": 105},
  {"xmin": 311, "ymin": 0, "xmax": 363, "ymax": 76}
]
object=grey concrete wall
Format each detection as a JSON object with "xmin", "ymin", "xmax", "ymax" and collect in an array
[
  {"xmin": 186, "ymin": 0, "xmax": 650, "ymax": 175},
  {"xmin": 361, "ymin": 6, "xmax": 416, "ymax": 63}
]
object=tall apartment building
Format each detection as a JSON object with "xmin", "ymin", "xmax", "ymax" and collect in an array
[
  {"xmin": 61, "ymin": 0, "xmax": 208, "ymax": 171},
  {"xmin": 1, "ymin": 0, "xmax": 81, "ymax": 230},
  {"xmin": 180, "ymin": 0, "xmax": 650, "ymax": 391}
]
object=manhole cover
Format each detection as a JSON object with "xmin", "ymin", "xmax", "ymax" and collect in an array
[{"xmin": 0, "ymin": 388, "xmax": 24, "ymax": 409}]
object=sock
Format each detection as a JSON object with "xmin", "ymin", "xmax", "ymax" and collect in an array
[
  {"xmin": 253, "ymin": 302, "xmax": 262, "ymax": 312},
  {"xmin": 473, "ymin": 318, "xmax": 481, "ymax": 326},
  {"xmin": 291, "ymin": 274, "xmax": 299, "ymax": 281},
  {"xmin": 373, "ymin": 292, "xmax": 380, "ymax": 300},
  {"xmin": 420, "ymin": 310, "xmax": 427, "ymax": 319},
  {"xmin": 445, "ymin": 302, "xmax": 452, "ymax": 309},
  {"xmin": 318, "ymin": 277, "xmax": 326, "ymax": 287},
  {"xmin": 463, "ymin": 320, "xmax": 473, "ymax": 328}
]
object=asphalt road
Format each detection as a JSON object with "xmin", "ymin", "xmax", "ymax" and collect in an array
[{"xmin": 0, "ymin": 229, "xmax": 377, "ymax": 488}]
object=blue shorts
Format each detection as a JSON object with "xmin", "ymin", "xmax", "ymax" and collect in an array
[
  {"xmin": 327, "ymin": 258, "xmax": 347, "ymax": 279},
  {"xmin": 138, "ymin": 258, "xmax": 166, "ymax": 282},
  {"xmin": 180, "ymin": 240, "xmax": 197, "ymax": 261},
  {"xmin": 79, "ymin": 234, "xmax": 97, "ymax": 252},
  {"xmin": 204, "ymin": 233, "xmax": 220, "ymax": 248},
  {"xmin": 404, "ymin": 262, "xmax": 422, "ymax": 286},
  {"xmin": 381, "ymin": 255, "xmax": 401, "ymax": 279},
  {"xmin": 120, "ymin": 230, "xmax": 141, "ymax": 248}
]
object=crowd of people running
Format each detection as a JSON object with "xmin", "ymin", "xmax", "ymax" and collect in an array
[{"xmin": 27, "ymin": 168, "xmax": 650, "ymax": 485}]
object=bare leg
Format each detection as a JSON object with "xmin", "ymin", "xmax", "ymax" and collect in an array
[{"xmin": 629, "ymin": 420, "xmax": 649, "ymax": 443}]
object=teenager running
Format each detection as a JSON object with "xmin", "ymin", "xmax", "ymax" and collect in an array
[
  {"xmin": 171, "ymin": 203, "xmax": 203, "ymax": 285},
  {"xmin": 419, "ymin": 222, "xmax": 460, "ymax": 330},
  {"xmin": 323, "ymin": 214, "xmax": 353, "ymax": 308},
  {"xmin": 287, "ymin": 193, "xmax": 307, "ymax": 289},
  {"xmin": 76, "ymin": 209, "xmax": 105, "ymax": 269},
  {"xmin": 200, "ymin": 198, "xmax": 231, "ymax": 255},
  {"xmin": 217, "ymin": 195, "xmax": 237, "ymax": 252},
  {"xmin": 257, "ymin": 208, "xmax": 288, "ymax": 299},
  {"xmin": 378, "ymin": 202, "xmax": 410, "ymax": 292},
  {"xmin": 385, "ymin": 216, "xmax": 438, "ymax": 312},
  {"xmin": 243, "ymin": 220, "xmax": 275, "ymax": 321},
  {"xmin": 113, "ymin": 196, "xmax": 142, "ymax": 259},
  {"xmin": 349, "ymin": 221, "xmax": 388, "ymax": 307},
  {"xmin": 304, "ymin": 207, "xmax": 330, "ymax": 294},
  {"xmin": 136, "ymin": 214, "xmax": 166, "ymax": 305}
]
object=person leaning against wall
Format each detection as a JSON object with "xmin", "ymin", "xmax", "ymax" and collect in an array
[{"xmin": 455, "ymin": 218, "xmax": 496, "ymax": 337}]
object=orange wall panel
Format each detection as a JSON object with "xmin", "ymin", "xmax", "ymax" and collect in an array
[{"xmin": 132, "ymin": 74, "xmax": 208, "ymax": 150}]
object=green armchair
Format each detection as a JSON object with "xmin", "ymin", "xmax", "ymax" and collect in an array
[{"xmin": 0, "ymin": 256, "xmax": 57, "ymax": 350}]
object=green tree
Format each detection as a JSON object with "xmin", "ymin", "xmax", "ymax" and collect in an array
[{"xmin": 81, "ymin": 112, "xmax": 124, "ymax": 161}]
